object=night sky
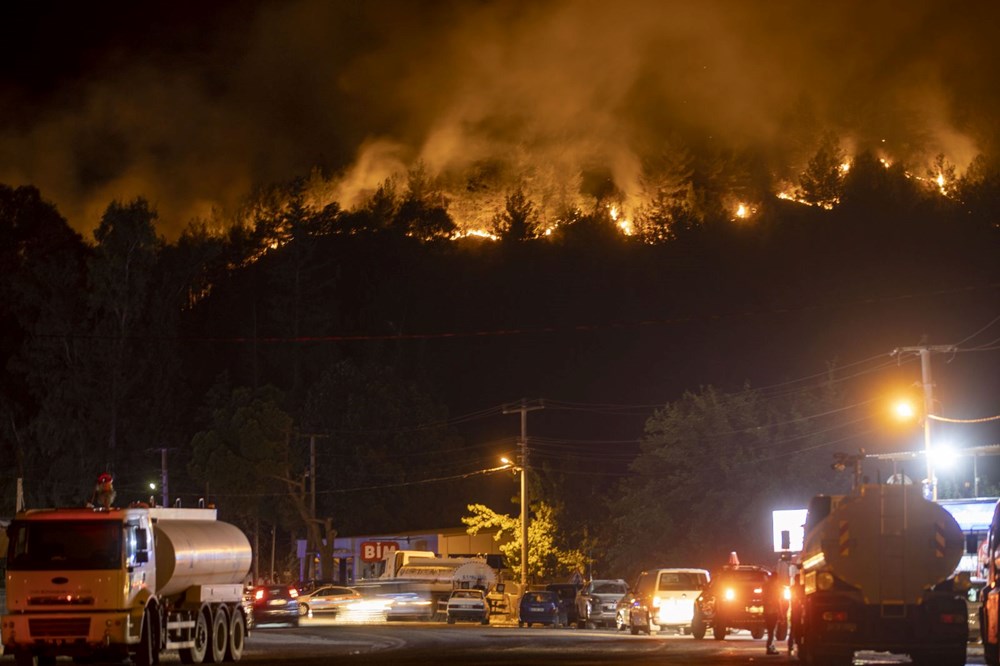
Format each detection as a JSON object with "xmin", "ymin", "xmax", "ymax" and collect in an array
[{"xmin": 2, "ymin": 0, "xmax": 999, "ymax": 239}]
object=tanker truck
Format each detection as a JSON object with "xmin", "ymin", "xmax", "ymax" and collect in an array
[
  {"xmin": 791, "ymin": 483, "xmax": 968, "ymax": 666},
  {"xmin": 2, "ymin": 505, "xmax": 253, "ymax": 666},
  {"xmin": 364, "ymin": 550, "xmax": 498, "ymax": 620}
]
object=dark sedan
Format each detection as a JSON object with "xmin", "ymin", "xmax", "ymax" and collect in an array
[
  {"xmin": 519, "ymin": 590, "xmax": 567, "ymax": 628},
  {"xmin": 252, "ymin": 584, "xmax": 301, "ymax": 627}
]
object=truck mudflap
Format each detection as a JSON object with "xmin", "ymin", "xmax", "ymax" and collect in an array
[{"xmin": 800, "ymin": 595, "xmax": 967, "ymax": 663}]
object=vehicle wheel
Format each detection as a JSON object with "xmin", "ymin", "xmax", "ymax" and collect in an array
[
  {"xmin": 224, "ymin": 610, "xmax": 246, "ymax": 662},
  {"xmin": 691, "ymin": 618, "xmax": 706, "ymax": 640},
  {"xmin": 616, "ymin": 611, "xmax": 626, "ymax": 631},
  {"xmin": 712, "ymin": 622, "xmax": 726, "ymax": 641},
  {"xmin": 134, "ymin": 610, "xmax": 155, "ymax": 666},
  {"xmin": 208, "ymin": 606, "xmax": 229, "ymax": 663},
  {"xmin": 298, "ymin": 603, "xmax": 309, "ymax": 617},
  {"xmin": 287, "ymin": 614, "xmax": 299, "ymax": 628},
  {"xmin": 751, "ymin": 627, "xmax": 764, "ymax": 640},
  {"xmin": 630, "ymin": 625, "xmax": 641, "ymax": 636},
  {"xmin": 526, "ymin": 622, "xmax": 533, "ymax": 628},
  {"xmin": 447, "ymin": 616, "xmax": 456, "ymax": 624},
  {"xmin": 180, "ymin": 608, "xmax": 210, "ymax": 664},
  {"xmin": 480, "ymin": 616, "xmax": 489, "ymax": 625},
  {"xmin": 518, "ymin": 621, "xmax": 524, "ymax": 628}
]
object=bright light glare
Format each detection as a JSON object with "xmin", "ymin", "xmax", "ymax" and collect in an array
[
  {"xmin": 930, "ymin": 444, "xmax": 956, "ymax": 469},
  {"xmin": 893, "ymin": 400, "xmax": 916, "ymax": 420},
  {"xmin": 501, "ymin": 457, "xmax": 511, "ymax": 466},
  {"xmin": 149, "ymin": 482, "xmax": 156, "ymax": 490}
]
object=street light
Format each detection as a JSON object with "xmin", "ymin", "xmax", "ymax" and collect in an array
[
  {"xmin": 892, "ymin": 397, "xmax": 936, "ymax": 500},
  {"xmin": 500, "ymin": 455, "xmax": 527, "ymax": 588}
]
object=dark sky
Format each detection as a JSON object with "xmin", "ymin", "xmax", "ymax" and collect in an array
[{"xmin": 2, "ymin": 0, "xmax": 999, "ymax": 240}]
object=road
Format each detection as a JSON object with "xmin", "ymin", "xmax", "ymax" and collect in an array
[{"xmin": 229, "ymin": 616, "xmax": 987, "ymax": 666}]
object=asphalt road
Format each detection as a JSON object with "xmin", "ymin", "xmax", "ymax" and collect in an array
[{"xmin": 231, "ymin": 617, "xmax": 987, "ymax": 666}]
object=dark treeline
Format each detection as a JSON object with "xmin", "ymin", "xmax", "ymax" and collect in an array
[{"xmin": 1, "ymin": 147, "xmax": 998, "ymax": 579}]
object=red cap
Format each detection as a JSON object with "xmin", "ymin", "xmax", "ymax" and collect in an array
[{"xmin": 97, "ymin": 473, "xmax": 113, "ymax": 484}]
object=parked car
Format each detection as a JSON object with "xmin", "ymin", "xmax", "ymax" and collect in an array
[
  {"xmin": 519, "ymin": 590, "xmax": 567, "ymax": 628},
  {"xmin": 446, "ymin": 588, "xmax": 490, "ymax": 624},
  {"xmin": 576, "ymin": 579, "xmax": 629, "ymax": 628},
  {"xmin": 692, "ymin": 565, "xmax": 772, "ymax": 640},
  {"xmin": 297, "ymin": 584, "xmax": 362, "ymax": 617},
  {"xmin": 545, "ymin": 583, "xmax": 582, "ymax": 627},
  {"xmin": 251, "ymin": 584, "xmax": 300, "ymax": 627},
  {"xmin": 627, "ymin": 568, "xmax": 710, "ymax": 635}
]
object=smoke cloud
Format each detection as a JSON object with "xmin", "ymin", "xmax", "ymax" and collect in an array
[{"xmin": 1, "ymin": 0, "xmax": 996, "ymax": 240}]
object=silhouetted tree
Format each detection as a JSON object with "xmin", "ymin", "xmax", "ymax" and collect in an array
[
  {"xmin": 799, "ymin": 133, "xmax": 845, "ymax": 208},
  {"xmin": 492, "ymin": 187, "xmax": 538, "ymax": 241}
]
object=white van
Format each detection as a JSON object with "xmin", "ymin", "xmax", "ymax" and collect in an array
[{"xmin": 627, "ymin": 567, "xmax": 711, "ymax": 634}]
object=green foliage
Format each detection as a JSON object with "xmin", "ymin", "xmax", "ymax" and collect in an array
[
  {"xmin": 463, "ymin": 501, "xmax": 586, "ymax": 583},
  {"xmin": 607, "ymin": 384, "xmax": 849, "ymax": 578},
  {"xmin": 188, "ymin": 382, "xmax": 296, "ymax": 532}
]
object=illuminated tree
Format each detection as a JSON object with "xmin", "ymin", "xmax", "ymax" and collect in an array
[{"xmin": 463, "ymin": 501, "xmax": 586, "ymax": 583}]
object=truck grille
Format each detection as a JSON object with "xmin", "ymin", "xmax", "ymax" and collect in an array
[{"xmin": 28, "ymin": 618, "xmax": 90, "ymax": 637}]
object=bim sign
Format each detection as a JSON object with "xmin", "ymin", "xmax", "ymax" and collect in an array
[{"xmin": 360, "ymin": 541, "xmax": 398, "ymax": 562}]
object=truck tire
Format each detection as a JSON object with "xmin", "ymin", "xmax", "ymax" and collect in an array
[
  {"xmin": 180, "ymin": 609, "xmax": 210, "ymax": 664},
  {"xmin": 751, "ymin": 627, "xmax": 764, "ymax": 640},
  {"xmin": 207, "ymin": 607, "xmax": 229, "ymax": 663},
  {"xmin": 224, "ymin": 610, "xmax": 246, "ymax": 662},
  {"xmin": 134, "ymin": 612, "xmax": 155, "ymax": 666},
  {"xmin": 691, "ymin": 617, "xmax": 706, "ymax": 640},
  {"xmin": 712, "ymin": 622, "xmax": 726, "ymax": 640}
]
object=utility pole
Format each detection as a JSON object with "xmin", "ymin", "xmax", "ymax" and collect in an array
[
  {"xmin": 892, "ymin": 344, "xmax": 956, "ymax": 501},
  {"xmin": 147, "ymin": 447, "xmax": 172, "ymax": 507},
  {"xmin": 503, "ymin": 399, "xmax": 544, "ymax": 591}
]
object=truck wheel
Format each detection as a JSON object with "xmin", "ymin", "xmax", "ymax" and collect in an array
[
  {"xmin": 224, "ymin": 610, "xmax": 246, "ymax": 662},
  {"xmin": 751, "ymin": 627, "xmax": 764, "ymax": 640},
  {"xmin": 134, "ymin": 611, "xmax": 155, "ymax": 666},
  {"xmin": 712, "ymin": 622, "xmax": 726, "ymax": 640},
  {"xmin": 207, "ymin": 607, "xmax": 229, "ymax": 663},
  {"xmin": 180, "ymin": 609, "xmax": 210, "ymax": 664},
  {"xmin": 691, "ymin": 618, "xmax": 706, "ymax": 640}
]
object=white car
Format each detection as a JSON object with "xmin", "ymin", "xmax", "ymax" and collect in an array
[
  {"xmin": 297, "ymin": 585, "xmax": 361, "ymax": 617},
  {"xmin": 628, "ymin": 567, "xmax": 711, "ymax": 634},
  {"xmin": 446, "ymin": 589, "xmax": 490, "ymax": 625}
]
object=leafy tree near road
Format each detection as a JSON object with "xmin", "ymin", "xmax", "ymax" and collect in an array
[
  {"xmin": 607, "ymin": 384, "xmax": 848, "ymax": 578},
  {"xmin": 463, "ymin": 501, "xmax": 586, "ymax": 583},
  {"xmin": 188, "ymin": 382, "xmax": 303, "ymax": 577}
]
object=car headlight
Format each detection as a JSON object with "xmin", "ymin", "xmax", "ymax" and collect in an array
[{"xmin": 724, "ymin": 588, "xmax": 736, "ymax": 601}]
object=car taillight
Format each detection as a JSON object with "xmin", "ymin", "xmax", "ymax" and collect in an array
[
  {"xmin": 289, "ymin": 588, "xmax": 299, "ymax": 598},
  {"xmin": 939, "ymin": 613, "xmax": 965, "ymax": 625},
  {"xmin": 821, "ymin": 611, "xmax": 848, "ymax": 622},
  {"xmin": 254, "ymin": 589, "xmax": 265, "ymax": 601}
]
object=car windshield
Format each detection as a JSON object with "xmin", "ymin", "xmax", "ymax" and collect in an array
[
  {"xmin": 657, "ymin": 571, "xmax": 707, "ymax": 591},
  {"xmin": 452, "ymin": 590, "xmax": 480, "ymax": 599},
  {"xmin": 7, "ymin": 520, "xmax": 122, "ymax": 571},
  {"xmin": 525, "ymin": 592, "xmax": 556, "ymax": 603},
  {"xmin": 593, "ymin": 582, "xmax": 627, "ymax": 594}
]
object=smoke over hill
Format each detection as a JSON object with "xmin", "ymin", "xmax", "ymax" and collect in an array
[{"xmin": 1, "ymin": 0, "xmax": 997, "ymax": 239}]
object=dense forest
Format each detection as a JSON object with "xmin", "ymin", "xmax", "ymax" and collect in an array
[{"xmin": 2, "ymin": 142, "xmax": 998, "ymax": 580}]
